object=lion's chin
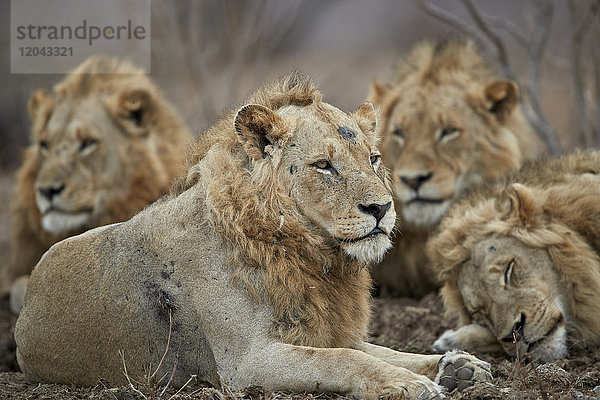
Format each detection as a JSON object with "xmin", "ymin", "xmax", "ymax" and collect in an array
[
  {"xmin": 528, "ymin": 325, "xmax": 568, "ymax": 363},
  {"xmin": 41, "ymin": 211, "xmax": 91, "ymax": 235},
  {"xmin": 341, "ymin": 234, "xmax": 392, "ymax": 263},
  {"xmin": 401, "ymin": 201, "xmax": 449, "ymax": 228}
]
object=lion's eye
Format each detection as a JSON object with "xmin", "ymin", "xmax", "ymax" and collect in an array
[
  {"xmin": 312, "ymin": 160, "xmax": 338, "ymax": 175},
  {"xmin": 315, "ymin": 160, "xmax": 330, "ymax": 169},
  {"xmin": 503, "ymin": 259, "xmax": 515, "ymax": 286},
  {"xmin": 370, "ymin": 154, "xmax": 381, "ymax": 167},
  {"xmin": 392, "ymin": 128, "xmax": 405, "ymax": 146},
  {"xmin": 39, "ymin": 140, "xmax": 49, "ymax": 151},
  {"xmin": 439, "ymin": 127, "xmax": 460, "ymax": 142},
  {"xmin": 79, "ymin": 138, "xmax": 98, "ymax": 152}
]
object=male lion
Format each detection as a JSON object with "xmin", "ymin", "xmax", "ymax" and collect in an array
[
  {"xmin": 429, "ymin": 150, "xmax": 600, "ymax": 362},
  {"xmin": 15, "ymin": 73, "xmax": 491, "ymax": 399},
  {"xmin": 369, "ymin": 39, "xmax": 543, "ymax": 297},
  {"xmin": 3, "ymin": 56, "xmax": 192, "ymax": 309}
]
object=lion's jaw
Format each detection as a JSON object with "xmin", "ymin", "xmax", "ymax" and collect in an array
[
  {"xmin": 337, "ymin": 204, "xmax": 396, "ymax": 263},
  {"xmin": 36, "ymin": 193, "xmax": 92, "ymax": 235}
]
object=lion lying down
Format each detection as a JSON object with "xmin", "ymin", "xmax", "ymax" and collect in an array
[
  {"xmin": 15, "ymin": 73, "xmax": 491, "ymax": 399},
  {"xmin": 429, "ymin": 150, "xmax": 600, "ymax": 362},
  {"xmin": 4, "ymin": 55, "xmax": 191, "ymax": 312}
]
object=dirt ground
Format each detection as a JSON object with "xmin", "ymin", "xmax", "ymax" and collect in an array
[{"xmin": 0, "ymin": 169, "xmax": 599, "ymax": 400}]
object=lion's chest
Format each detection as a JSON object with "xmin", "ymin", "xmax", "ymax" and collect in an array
[{"xmin": 268, "ymin": 268, "xmax": 372, "ymax": 349}]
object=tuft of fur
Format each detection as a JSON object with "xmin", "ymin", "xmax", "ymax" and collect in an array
[
  {"xmin": 428, "ymin": 149, "xmax": 600, "ymax": 350},
  {"xmin": 369, "ymin": 38, "xmax": 544, "ymax": 297}
]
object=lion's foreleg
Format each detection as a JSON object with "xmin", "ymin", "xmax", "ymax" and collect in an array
[
  {"xmin": 432, "ymin": 324, "xmax": 502, "ymax": 354},
  {"xmin": 235, "ymin": 342, "xmax": 442, "ymax": 400},
  {"xmin": 359, "ymin": 342, "xmax": 492, "ymax": 392}
]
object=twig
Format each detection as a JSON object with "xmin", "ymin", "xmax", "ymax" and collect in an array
[
  {"xmin": 529, "ymin": 360, "xmax": 549, "ymax": 400},
  {"xmin": 420, "ymin": 0, "xmax": 488, "ymax": 47},
  {"xmin": 461, "ymin": 0, "xmax": 514, "ymax": 78},
  {"xmin": 98, "ymin": 379, "xmax": 119, "ymax": 400},
  {"xmin": 568, "ymin": 0, "xmax": 600, "ymax": 147},
  {"xmin": 168, "ymin": 374, "xmax": 198, "ymax": 400},
  {"xmin": 119, "ymin": 350, "xmax": 148, "ymax": 400},
  {"xmin": 151, "ymin": 308, "xmax": 173, "ymax": 380},
  {"xmin": 421, "ymin": 0, "xmax": 562, "ymax": 154},
  {"xmin": 159, "ymin": 338, "xmax": 183, "ymax": 399}
]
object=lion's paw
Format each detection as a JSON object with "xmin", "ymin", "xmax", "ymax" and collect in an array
[
  {"xmin": 432, "ymin": 329, "xmax": 459, "ymax": 352},
  {"xmin": 435, "ymin": 350, "xmax": 492, "ymax": 392}
]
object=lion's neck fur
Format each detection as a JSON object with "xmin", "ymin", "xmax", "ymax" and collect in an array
[{"xmin": 195, "ymin": 143, "xmax": 372, "ymax": 349}]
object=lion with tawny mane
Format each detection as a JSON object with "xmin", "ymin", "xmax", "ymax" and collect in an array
[
  {"xmin": 369, "ymin": 39, "xmax": 543, "ymax": 297},
  {"xmin": 3, "ymin": 56, "xmax": 192, "ymax": 311},
  {"xmin": 15, "ymin": 73, "xmax": 491, "ymax": 399},
  {"xmin": 429, "ymin": 150, "xmax": 600, "ymax": 362}
]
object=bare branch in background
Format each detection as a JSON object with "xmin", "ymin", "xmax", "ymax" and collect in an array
[
  {"xmin": 568, "ymin": 0, "xmax": 600, "ymax": 147},
  {"xmin": 594, "ymin": 19, "xmax": 600, "ymax": 141},
  {"xmin": 420, "ymin": 0, "xmax": 569, "ymax": 155},
  {"xmin": 152, "ymin": 0, "xmax": 303, "ymax": 130},
  {"xmin": 462, "ymin": 0, "xmax": 514, "ymax": 78}
]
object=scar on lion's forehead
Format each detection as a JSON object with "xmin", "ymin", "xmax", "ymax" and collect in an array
[{"xmin": 338, "ymin": 126, "xmax": 356, "ymax": 141}]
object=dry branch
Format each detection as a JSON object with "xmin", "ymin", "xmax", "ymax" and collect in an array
[{"xmin": 421, "ymin": 0, "xmax": 564, "ymax": 154}]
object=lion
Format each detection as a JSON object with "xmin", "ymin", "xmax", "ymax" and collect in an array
[
  {"xmin": 3, "ymin": 56, "xmax": 192, "ymax": 310},
  {"xmin": 15, "ymin": 73, "xmax": 492, "ymax": 399},
  {"xmin": 368, "ymin": 39, "xmax": 544, "ymax": 297},
  {"xmin": 428, "ymin": 149, "xmax": 600, "ymax": 362}
]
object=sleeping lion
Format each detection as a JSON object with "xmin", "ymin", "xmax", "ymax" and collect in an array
[
  {"xmin": 4, "ymin": 56, "xmax": 192, "ymax": 311},
  {"xmin": 369, "ymin": 39, "xmax": 543, "ymax": 297},
  {"xmin": 429, "ymin": 150, "xmax": 600, "ymax": 362},
  {"xmin": 15, "ymin": 73, "xmax": 491, "ymax": 399}
]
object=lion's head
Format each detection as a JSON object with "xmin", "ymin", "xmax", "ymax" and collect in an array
[
  {"xmin": 22, "ymin": 56, "xmax": 190, "ymax": 237},
  {"xmin": 428, "ymin": 150, "xmax": 600, "ymax": 362},
  {"xmin": 180, "ymin": 73, "xmax": 396, "ymax": 267},
  {"xmin": 369, "ymin": 39, "xmax": 541, "ymax": 229}
]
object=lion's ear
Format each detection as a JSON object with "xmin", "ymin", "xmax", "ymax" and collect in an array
[
  {"xmin": 353, "ymin": 101, "xmax": 377, "ymax": 136},
  {"xmin": 367, "ymin": 81, "xmax": 390, "ymax": 105},
  {"xmin": 508, "ymin": 183, "xmax": 537, "ymax": 224},
  {"xmin": 484, "ymin": 80, "xmax": 519, "ymax": 123},
  {"xmin": 28, "ymin": 89, "xmax": 54, "ymax": 130},
  {"xmin": 234, "ymin": 104, "xmax": 285, "ymax": 161},
  {"xmin": 116, "ymin": 89, "xmax": 155, "ymax": 136}
]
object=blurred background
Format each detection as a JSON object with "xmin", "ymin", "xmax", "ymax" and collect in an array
[{"xmin": 0, "ymin": 0, "xmax": 598, "ymax": 166}]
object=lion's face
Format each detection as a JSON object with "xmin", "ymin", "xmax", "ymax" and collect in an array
[
  {"xmin": 372, "ymin": 79, "xmax": 521, "ymax": 229},
  {"xmin": 235, "ymin": 102, "xmax": 395, "ymax": 263},
  {"xmin": 29, "ymin": 88, "xmax": 158, "ymax": 236},
  {"xmin": 458, "ymin": 235, "xmax": 567, "ymax": 362},
  {"xmin": 380, "ymin": 88, "xmax": 478, "ymax": 227}
]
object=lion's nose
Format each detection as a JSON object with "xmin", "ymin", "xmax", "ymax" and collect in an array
[
  {"xmin": 400, "ymin": 172, "xmax": 432, "ymax": 190},
  {"xmin": 358, "ymin": 201, "xmax": 392, "ymax": 223},
  {"xmin": 38, "ymin": 184, "xmax": 65, "ymax": 201}
]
